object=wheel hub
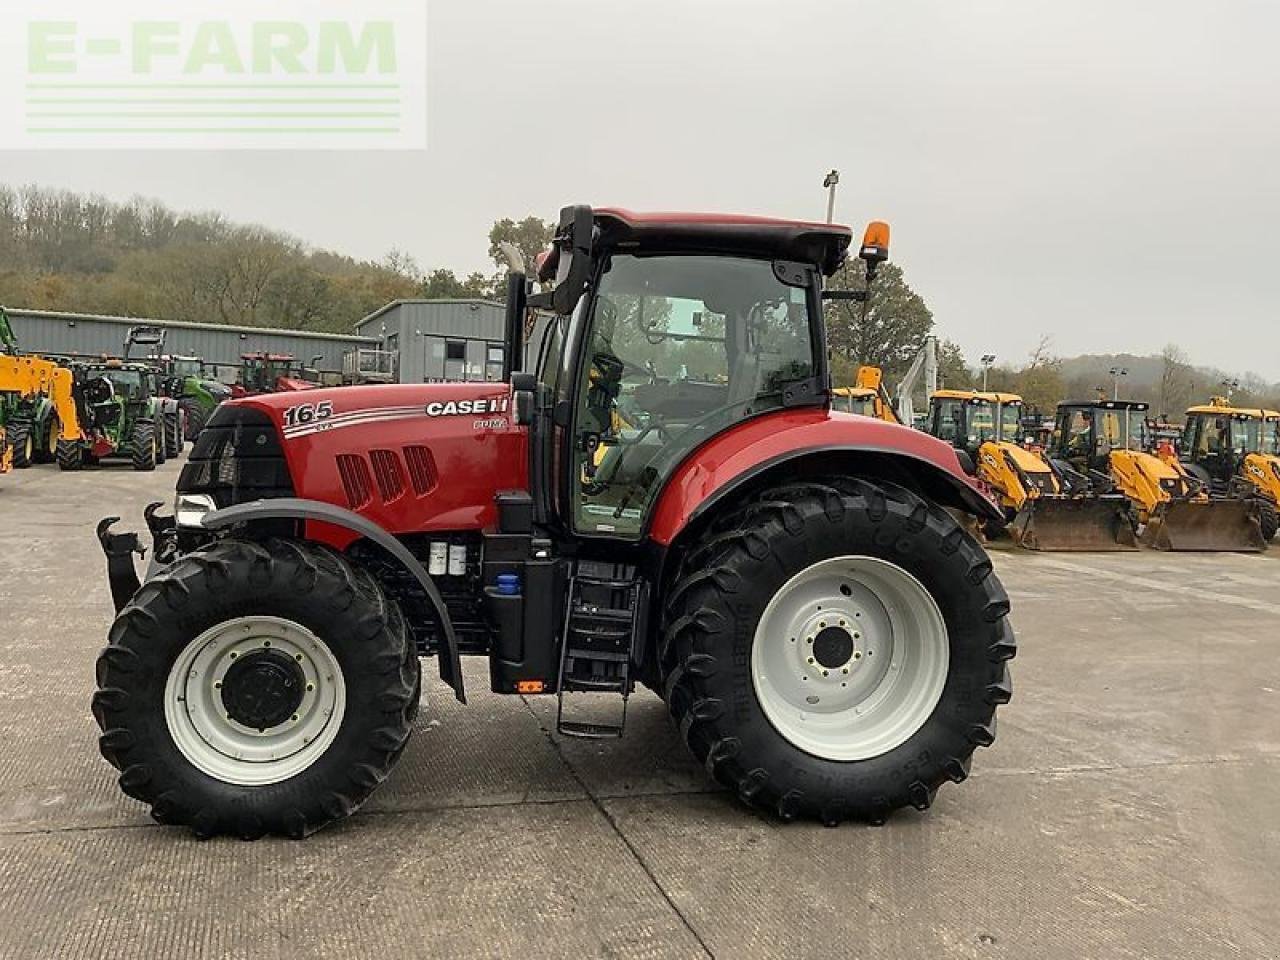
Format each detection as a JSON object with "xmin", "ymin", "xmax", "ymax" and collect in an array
[
  {"xmin": 220, "ymin": 650, "xmax": 306, "ymax": 730},
  {"xmin": 812, "ymin": 626, "xmax": 854, "ymax": 669}
]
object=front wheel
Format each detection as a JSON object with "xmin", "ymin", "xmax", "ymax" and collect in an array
[
  {"xmin": 164, "ymin": 411, "xmax": 182, "ymax": 459},
  {"xmin": 92, "ymin": 538, "xmax": 420, "ymax": 838},
  {"xmin": 661, "ymin": 479, "xmax": 1015, "ymax": 824},
  {"xmin": 1259, "ymin": 499, "xmax": 1278, "ymax": 542},
  {"xmin": 132, "ymin": 420, "xmax": 157, "ymax": 471},
  {"xmin": 7, "ymin": 419, "xmax": 33, "ymax": 469},
  {"xmin": 56, "ymin": 437, "xmax": 84, "ymax": 471}
]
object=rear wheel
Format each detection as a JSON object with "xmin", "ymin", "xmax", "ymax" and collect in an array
[
  {"xmin": 92, "ymin": 538, "xmax": 419, "ymax": 839},
  {"xmin": 181, "ymin": 400, "xmax": 207, "ymax": 442},
  {"xmin": 35, "ymin": 416, "xmax": 59, "ymax": 464},
  {"xmin": 7, "ymin": 419, "xmax": 33, "ymax": 469},
  {"xmin": 164, "ymin": 411, "xmax": 182, "ymax": 459},
  {"xmin": 132, "ymin": 420, "xmax": 157, "ymax": 471},
  {"xmin": 661, "ymin": 479, "xmax": 1015, "ymax": 824},
  {"xmin": 56, "ymin": 438, "xmax": 84, "ymax": 471}
]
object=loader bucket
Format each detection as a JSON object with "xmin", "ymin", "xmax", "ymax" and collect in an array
[
  {"xmin": 1008, "ymin": 496, "xmax": 1139, "ymax": 551},
  {"xmin": 1139, "ymin": 499, "xmax": 1267, "ymax": 552}
]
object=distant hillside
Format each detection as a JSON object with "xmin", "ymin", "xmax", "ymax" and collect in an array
[
  {"xmin": 1054, "ymin": 352, "xmax": 1276, "ymax": 415},
  {"xmin": 0, "ymin": 184, "xmax": 421, "ymax": 334}
]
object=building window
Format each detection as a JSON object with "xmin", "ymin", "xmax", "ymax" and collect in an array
[
  {"xmin": 486, "ymin": 343, "xmax": 505, "ymax": 382},
  {"xmin": 386, "ymin": 333, "xmax": 399, "ymax": 353},
  {"xmin": 445, "ymin": 340, "xmax": 467, "ymax": 361}
]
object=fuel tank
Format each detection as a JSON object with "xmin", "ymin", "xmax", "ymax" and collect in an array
[{"xmin": 223, "ymin": 382, "xmax": 526, "ymax": 538}]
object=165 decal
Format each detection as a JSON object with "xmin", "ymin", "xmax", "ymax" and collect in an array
[{"xmin": 282, "ymin": 400, "xmax": 334, "ymax": 429}]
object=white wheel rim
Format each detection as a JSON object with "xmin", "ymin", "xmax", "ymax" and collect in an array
[
  {"xmin": 751, "ymin": 556, "xmax": 949, "ymax": 762},
  {"xmin": 164, "ymin": 616, "xmax": 347, "ymax": 786}
]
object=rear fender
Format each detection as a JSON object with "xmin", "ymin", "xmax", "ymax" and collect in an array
[
  {"xmin": 202, "ymin": 497, "xmax": 464, "ymax": 703},
  {"xmin": 650, "ymin": 419, "xmax": 998, "ymax": 547}
]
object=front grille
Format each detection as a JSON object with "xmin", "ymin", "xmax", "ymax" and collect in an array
[{"xmin": 178, "ymin": 405, "xmax": 294, "ymax": 507}]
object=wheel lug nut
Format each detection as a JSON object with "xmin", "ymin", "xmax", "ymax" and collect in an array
[
  {"xmin": 214, "ymin": 681, "xmax": 222, "ymax": 689},
  {"xmin": 842, "ymin": 667, "xmax": 849, "ymax": 674},
  {"xmin": 306, "ymin": 683, "xmax": 314, "ymax": 692},
  {"xmin": 807, "ymin": 657, "xmax": 814, "ymax": 665},
  {"xmin": 821, "ymin": 670, "xmax": 829, "ymax": 677}
]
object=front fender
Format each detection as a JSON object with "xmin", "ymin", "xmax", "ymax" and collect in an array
[
  {"xmin": 203, "ymin": 497, "xmax": 464, "ymax": 703},
  {"xmin": 647, "ymin": 409, "xmax": 1002, "ymax": 545}
]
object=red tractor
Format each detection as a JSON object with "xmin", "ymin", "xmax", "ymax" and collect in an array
[
  {"xmin": 232, "ymin": 352, "xmax": 320, "ymax": 397},
  {"xmin": 95, "ymin": 206, "xmax": 1014, "ymax": 838}
]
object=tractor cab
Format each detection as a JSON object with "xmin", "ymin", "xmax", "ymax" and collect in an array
[
  {"xmin": 236, "ymin": 353, "xmax": 318, "ymax": 396},
  {"xmin": 1048, "ymin": 400, "xmax": 1149, "ymax": 473},
  {"xmin": 926, "ymin": 390, "xmax": 999, "ymax": 462},
  {"xmin": 514, "ymin": 207, "xmax": 874, "ymax": 539},
  {"xmin": 1182, "ymin": 399, "xmax": 1274, "ymax": 483}
]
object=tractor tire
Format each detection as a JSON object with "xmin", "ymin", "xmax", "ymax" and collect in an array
[
  {"xmin": 181, "ymin": 400, "xmax": 207, "ymax": 442},
  {"xmin": 660, "ymin": 479, "xmax": 1015, "ymax": 825},
  {"xmin": 7, "ymin": 419, "xmax": 33, "ymax": 469},
  {"xmin": 92, "ymin": 537, "xmax": 419, "ymax": 839},
  {"xmin": 164, "ymin": 411, "xmax": 182, "ymax": 459},
  {"xmin": 56, "ymin": 438, "xmax": 84, "ymax": 471},
  {"xmin": 132, "ymin": 420, "xmax": 157, "ymax": 471},
  {"xmin": 1259, "ymin": 499, "xmax": 1278, "ymax": 542},
  {"xmin": 35, "ymin": 416, "xmax": 58, "ymax": 464}
]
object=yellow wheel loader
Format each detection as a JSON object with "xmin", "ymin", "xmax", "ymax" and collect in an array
[
  {"xmin": 926, "ymin": 390, "xmax": 1137, "ymax": 550},
  {"xmin": 832, "ymin": 365, "xmax": 899, "ymax": 422},
  {"xmin": 1178, "ymin": 398, "xmax": 1279, "ymax": 542},
  {"xmin": 1047, "ymin": 400, "xmax": 1265, "ymax": 552}
]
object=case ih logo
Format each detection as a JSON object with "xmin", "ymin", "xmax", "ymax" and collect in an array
[{"xmin": 424, "ymin": 398, "xmax": 508, "ymax": 417}]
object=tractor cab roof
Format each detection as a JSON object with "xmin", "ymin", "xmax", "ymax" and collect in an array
[
  {"xmin": 593, "ymin": 207, "xmax": 853, "ymax": 276},
  {"xmin": 979, "ymin": 392, "xmax": 1023, "ymax": 405},
  {"xmin": 1059, "ymin": 399, "xmax": 1149, "ymax": 413},
  {"xmin": 932, "ymin": 389, "xmax": 987, "ymax": 402},
  {"xmin": 242, "ymin": 353, "xmax": 296, "ymax": 362},
  {"xmin": 1185, "ymin": 399, "xmax": 1279, "ymax": 420}
]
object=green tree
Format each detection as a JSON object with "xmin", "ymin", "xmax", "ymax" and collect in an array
[
  {"xmin": 419, "ymin": 268, "xmax": 492, "ymax": 299},
  {"xmin": 937, "ymin": 339, "xmax": 973, "ymax": 390},
  {"xmin": 488, "ymin": 216, "xmax": 554, "ymax": 275},
  {"xmin": 824, "ymin": 259, "xmax": 933, "ymax": 384}
]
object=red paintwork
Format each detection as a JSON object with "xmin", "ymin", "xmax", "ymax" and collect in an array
[
  {"xmin": 275, "ymin": 377, "xmax": 319, "ymax": 392},
  {"xmin": 227, "ymin": 385, "xmax": 988, "ymax": 549},
  {"xmin": 594, "ymin": 207, "xmax": 852, "ymax": 235},
  {"xmin": 229, "ymin": 382, "xmax": 525, "ymax": 549},
  {"xmin": 647, "ymin": 407, "xmax": 990, "ymax": 546}
]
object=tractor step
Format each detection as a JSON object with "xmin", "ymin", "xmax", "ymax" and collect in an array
[{"xmin": 556, "ymin": 564, "xmax": 647, "ymax": 739}]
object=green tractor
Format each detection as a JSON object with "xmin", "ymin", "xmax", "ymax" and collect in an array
[
  {"xmin": 0, "ymin": 306, "xmax": 64, "ymax": 467},
  {"xmin": 156, "ymin": 354, "xmax": 231, "ymax": 441},
  {"xmin": 124, "ymin": 326, "xmax": 229, "ymax": 443},
  {"xmin": 57, "ymin": 360, "xmax": 167, "ymax": 472}
]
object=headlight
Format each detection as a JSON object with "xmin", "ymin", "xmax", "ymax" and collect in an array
[{"xmin": 174, "ymin": 493, "xmax": 217, "ymax": 528}]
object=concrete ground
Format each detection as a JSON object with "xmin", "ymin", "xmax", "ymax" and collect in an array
[{"xmin": 0, "ymin": 454, "xmax": 1277, "ymax": 960}]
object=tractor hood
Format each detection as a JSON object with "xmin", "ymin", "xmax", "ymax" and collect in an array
[{"xmin": 217, "ymin": 382, "xmax": 525, "ymax": 538}]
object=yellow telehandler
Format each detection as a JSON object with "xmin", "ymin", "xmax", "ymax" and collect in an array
[
  {"xmin": 831, "ymin": 365, "xmax": 899, "ymax": 422},
  {"xmin": 1176, "ymin": 398, "xmax": 1279, "ymax": 542},
  {"xmin": 926, "ymin": 390, "xmax": 1137, "ymax": 550},
  {"xmin": 1045, "ymin": 399, "xmax": 1265, "ymax": 552},
  {"xmin": 0, "ymin": 353, "xmax": 81, "ymax": 479}
]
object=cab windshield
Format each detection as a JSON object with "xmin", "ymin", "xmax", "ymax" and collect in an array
[
  {"xmin": 93, "ymin": 368, "xmax": 145, "ymax": 398},
  {"xmin": 1096, "ymin": 408, "xmax": 1146, "ymax": 451},
  {"xmin": 571, "ymin": 253, "xmax": 815, "ymax": 536},
  {"xmin": 970, "ymin": 401, "xmax": 997, "ymax": 443},
  {"xmin": 997, "ymin": 402, "xmax": 1022, "ymax": 442},
  {"xmin": 171, "ymin": 359, "xmax": 202, "ymax": 378}
]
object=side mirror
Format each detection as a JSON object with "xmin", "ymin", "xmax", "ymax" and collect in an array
[{"xmin": 539, "ymin": 205, "xmax": 594, "ymax": 316}]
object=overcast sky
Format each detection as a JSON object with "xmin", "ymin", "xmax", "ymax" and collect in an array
[{"xmin": 5, "ymin": 0, "xmax": 1278, "ymax": 379}]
